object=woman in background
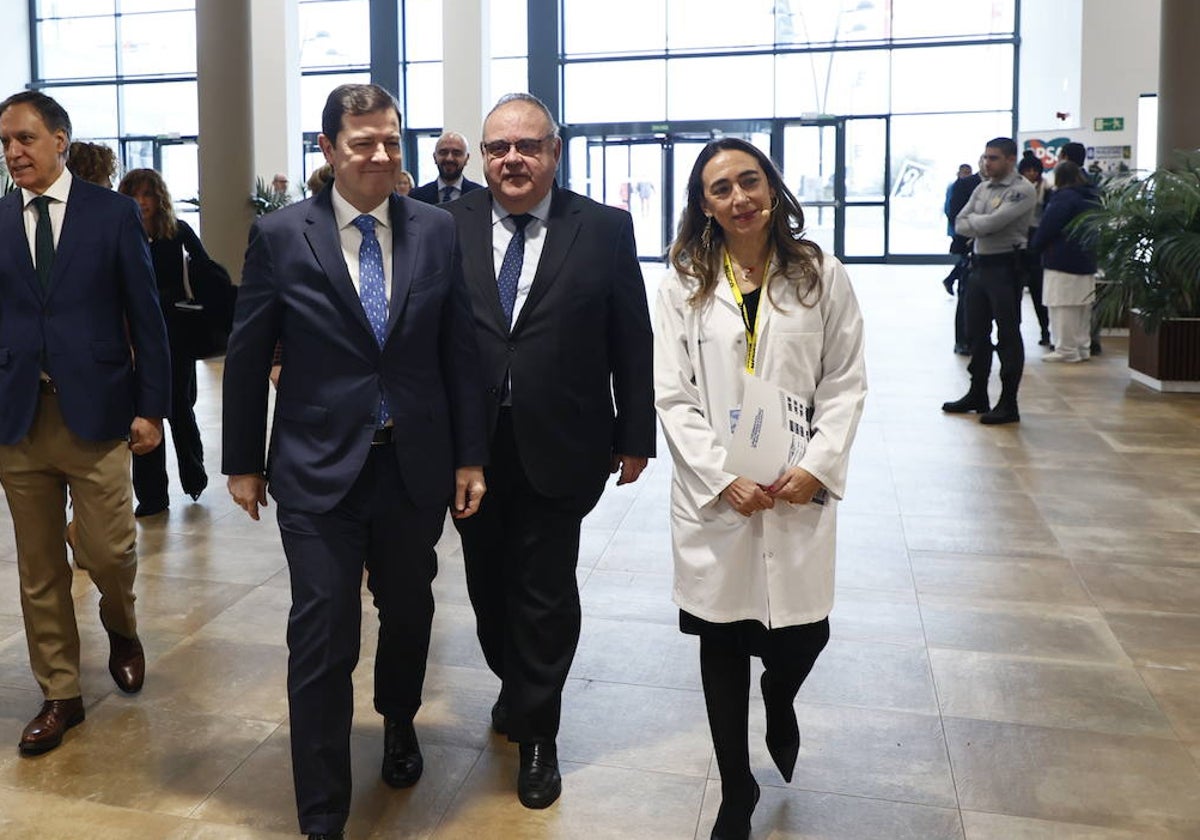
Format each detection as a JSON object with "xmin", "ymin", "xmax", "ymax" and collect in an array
[
  {"xmin": 1031, "ymin": 160, "xmax": 1101, "ymax": 362},
  {"xmin": 118, "ymin": 169, "xmax": 211, "ymax": 515},
  {"xmin": 66, "ymin": 141, "xmax": 117, "ymax": 187},
  {"xmin": 395, "ymin": 168, "xmax": 414, "ymax": 196},
  {"xmin": 655, "ymin": 138, "xmax": 866, "ymax": 840},
  {"xmin": 1018, "ymin": 151, "xmax": 1051, "ymax": 346}
]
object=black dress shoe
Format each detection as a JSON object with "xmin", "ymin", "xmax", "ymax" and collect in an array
[
  {"xmin": 711, "ymin": 778, "xmax": 760, "ymax": 840},
  {"xmin": 980, "ymin": 403, "xmax": 1020, "ymax": 425},
  {"xmin": 134, "ymin": 500, "xmax": 168, "ymax": 518},
  {"xmin": 941, "ymin": 391, "xmax": 989, "ymax": 414},
  {"xmin": 19, "ymin": 697, "xmax": 85, "ymax": 754},
  {"xmin": 382, "ymin": 717, "xmax": 423, "ymax": 788},
  {"xmin": 518, "ymin": 740, "xmax": 561, "ymax": 809},
  {"xmin": 184, "ymin": 474, "xmax": 208, "ymax": 502},
  {"xmin": 760, "ymin": 672, "xmax": 798, "ymax": 783},
  {"xmin": 942, "ymin": 276, "xmax": 955, "ymax": 296},
  {"xmin": 491, "ymin": 697, "xmax": 509, "ymax": 736},
  {"xmin": 107, "ymin": 629, "xmax": 145, "ymax": 693}
]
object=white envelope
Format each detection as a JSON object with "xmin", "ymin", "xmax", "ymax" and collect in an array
[{"xmin": 723, "ymin": 372, "xmax": 812, "ymax": 486}]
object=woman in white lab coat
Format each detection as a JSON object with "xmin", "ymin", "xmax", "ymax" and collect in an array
[{"xmin": 655, "ymin": 138, "xmax": 866, "ymax": 840}]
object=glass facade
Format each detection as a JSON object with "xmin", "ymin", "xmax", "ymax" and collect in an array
[{"xmin": 28, "ymin": 0, "xmax": 1019, "ymax": 259}]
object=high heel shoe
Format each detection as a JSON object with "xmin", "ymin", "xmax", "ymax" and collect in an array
[
  {"xmin": 710, "ymin": 777, "xmax": 760, "ymax": 840},
  {"xmin": 761, "ymin": 671, "xmax": 799, "ymax": 783}
]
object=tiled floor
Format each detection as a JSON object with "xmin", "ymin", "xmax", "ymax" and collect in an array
[{"xmin": 1, "ymin": 265, "xmax": 1199, "ymax": 839}]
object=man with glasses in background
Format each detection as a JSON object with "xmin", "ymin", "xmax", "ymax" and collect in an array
[
  {"xmin": 444, "ymin": 92, "xmax": 655, "ymax": 810},
  {"xmin": 409, "ymin": 130, "xmax": 484, "ymax": 205}
]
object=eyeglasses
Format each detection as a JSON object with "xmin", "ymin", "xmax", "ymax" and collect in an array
[{"xmin": 482, "ymin": 136, "xmax": 552, "ymax": 159}]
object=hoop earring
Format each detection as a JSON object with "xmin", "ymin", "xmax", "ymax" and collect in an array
[{"xmin": 700, "ymin": 214, "xmax": 713, "ymax": 253}]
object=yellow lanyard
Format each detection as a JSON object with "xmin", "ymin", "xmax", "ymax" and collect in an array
[{"xmin": 723, "ymin": 250, "xmax": 768, "ymax": 373}]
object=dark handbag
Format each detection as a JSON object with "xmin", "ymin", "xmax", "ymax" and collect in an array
[{"xmin": 171, "ymin": 253, "xmax": 236, "ymax": 360}]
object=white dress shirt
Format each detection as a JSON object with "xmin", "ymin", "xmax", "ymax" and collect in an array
[
  {"xmin": 330, "ymin": 185, "xmax": 394, "ymax": 305},
  {"xmin": 21, "ymin": 167, "xmax": 72, "ymax": 261}
]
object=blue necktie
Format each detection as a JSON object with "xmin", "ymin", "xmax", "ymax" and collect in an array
[
  {"xmin": 352, "ymin": 214, "xmax": 391, "ymax": 426},
  {"xmin": 497, "ymin": 214, "xmax": 531, "ymax": 326},
  {"xmin": 441, "ymin": 185, "xmax": 454, "ymax": 203}
]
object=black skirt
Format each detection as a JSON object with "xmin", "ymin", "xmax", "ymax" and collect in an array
[{"xmin": 680, "ymin": 609, "xmax": 829, "ymax": 658}]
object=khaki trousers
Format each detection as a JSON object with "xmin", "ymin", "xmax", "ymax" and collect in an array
[{"xmin": 0, "ymin": 391, "xmax": 138, "ymax": 699}]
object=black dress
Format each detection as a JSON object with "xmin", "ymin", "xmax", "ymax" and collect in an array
[{"xmin": 131, "ymin": 220, "xmax": 210, "ymax": 511}]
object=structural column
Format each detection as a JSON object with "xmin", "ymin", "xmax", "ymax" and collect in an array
[
  {"xmin": 442, "ymin": 0, "xmax": 489, "ymax": 184},
  {"xmin": 1157, "ymin": 0, "xmax": 1200, "ymax": 167},
  {"xmin": 251, "ymin": 0, "xmax": 302, "ymax": 194},
  {"xmin": 196, "ymin": 0, "xmax": 255, "ymax": 279}
]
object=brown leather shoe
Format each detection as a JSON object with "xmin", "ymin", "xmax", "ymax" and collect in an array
[
  {"xmin": 107, "ymin": 630, "xmax": 145, "ymax": 693},
  {"xmin": 19, "ymin": 698, "xmax": 85, "ymax": 754}
]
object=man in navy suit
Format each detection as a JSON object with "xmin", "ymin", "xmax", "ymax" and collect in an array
[
  {"xmin": 0, "ymin": 91, "xmax": 170, "ymax": 754},
  {"xmin": 222, "ymin": 84, "xmax": 487, "ymax": 840},
  {"xmin": 445, "ymin": 93, "xmax": 655, "ymax": 809},
  {"xmin": 408, "ymin": 131, "xmax": 485, "ymax": 205}
]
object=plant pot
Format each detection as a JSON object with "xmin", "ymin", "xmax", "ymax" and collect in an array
[{"xmin": 1128, "ymin": 310, "xmax": 1200, "ymax": 392}]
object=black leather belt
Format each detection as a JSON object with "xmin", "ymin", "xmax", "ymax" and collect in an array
[
  {"xmin": 38, "ymin": 378, "xmax": 57, "ymax": 395},
  {"xmin": 371, "ymin": 426, "xmax": 393, "ymax": 446},
  {"xmin": 974, "ymin": 251, "xmax": 1023, "ymax": 266}
]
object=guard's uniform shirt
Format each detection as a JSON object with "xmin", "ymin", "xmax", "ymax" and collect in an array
[{"xmin": 954, "ymin": 171, "xmax": 1035, "ymax": 254}]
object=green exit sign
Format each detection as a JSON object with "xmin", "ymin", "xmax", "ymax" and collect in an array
[{"xmin": 1094, "ymin": 117, "xmax": 1125, "ymax": 131}]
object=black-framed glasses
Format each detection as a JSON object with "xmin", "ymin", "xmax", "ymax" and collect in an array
[{"xmin": 481, "ymin": 136, "xmax": 552, "ymax": 159}]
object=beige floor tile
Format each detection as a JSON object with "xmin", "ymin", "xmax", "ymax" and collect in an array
[
  {"xmin": 134, "ymin": 529, "xmax": 288, "ymax": 586},
  {"xmin": 558, "ymin": 680, "xmax": 710, "ymax": 777},
  {"xmin": 799, "ymin": 639, "xmax": 939, "ymax": 715},
  {"xmin": 961, "ymin": 810, "xmax": 1188, "ymax": 839},
  {"xmin": 572, "ymin": 616, "xmax": 702, "ymax": 691},
  {"xmin": 748, "ymin": 701, "xmax": 957, "ymax": 808},
  {"xmin": 901, "ymin": 514, "xmax": 1059, "ymax": 556},
  {"xmin": 910, "ymin": 551, "xmax": 1090, "ymax": 605},
  {"xmin": 1138, "ymin": 667, "xmax": 1200, "ymax": 742},
  {"xmin": 593, "ymin": 527, "xmax": 674, "ymax": 575},
  {"xmin": 1037, "ymin": 495, "xmax": 1200, "ymax": 531},
  {"xmin": 828, "ymin": 588, "xmax": 925, "ymax": 645},
  {"xmin": 1075, "ymin": 563, "xmax": 1200, "ymax": 613},
  {"xmin": 1012, "ymin": 464, "xmax": 1160, "ymax": 499},
  {"xmin": 1104, "ymin": 610, "xmax": 1200, "ymax": 670},
  {"xmin": 920, "ymin": 601, "xmax": 1130, "ymax": 663},
  {"xmin": 191, "ymin": 724, "xmax": 480, "ymax": 840},
  {"xmin": 930, "ymin": 649, "xmax": 1173, "ymax": 737},
  {"xmin": 695, "ymin": 778, "xmax": 964, "ymax": 840},
  {"xmin": 410, "ymin": 662, "xmax": 502, "ymax": 751},
  {"xmin": 1052, "ymin": 525, "xmax": 1200, "ymax": 568},
  {"xmin": 432, "ymin": 749, "xmax": 705, "ymax": 840},
  {"xmin": 0, "ymin": 700, "xmax": 278, "ymax": 816},
  {"xmin": 944, "ymin": 717, "xmax": 1200, "ymax": 834},
  {"xmin": 578, "ymin": 568, "xmax": 677, "ymax": 626},
  {"xmin": 835, "ymin": 540, "xmax": 914, "ymax": 592}
]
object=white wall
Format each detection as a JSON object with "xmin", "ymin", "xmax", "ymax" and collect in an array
[
  {"xmin": 251, "ymin": 0, "xmax": 302, "ymax": 196},
  {"xmin": 1019, "ymin": 0, "xmax": 1160, "ymax": 173}
]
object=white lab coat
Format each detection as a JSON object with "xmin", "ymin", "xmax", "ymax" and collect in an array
[{"xmin": 654, "ymin": 255, "xmax": 866, "ymax": 627}]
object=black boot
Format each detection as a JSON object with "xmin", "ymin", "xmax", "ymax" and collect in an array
[
  {"xmin": 941, "ymin": 388, "xmax": 989, "ymax": 414},
  {"xmin": 980, "ymin": 397, "xmax": 1020, "ymax": 425},
  {"xmin": 700, "ymin": 636, "xmax": 757, "ymax": 840},
  {"xmin": 761, "ymin": 670, "xmax": 799, "ymax": 784},
  {"xmin": 760, "ymin": 619, "xmax": 830, "ymax": 785}
]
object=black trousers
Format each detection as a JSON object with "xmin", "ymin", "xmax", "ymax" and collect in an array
[
  {"xmin": 277, "ymin": 446, "xmax": 444, "ymax": 836},
  {"xmin": 454, "ymin": 409, "xmax": 598, "ymax": 743},
  {"xmin": 966, "ymin": 255, "xmax": 1025, "ymax": 402},
  {"xmin": 132, "ymin": 339, "xmax": 206, "ymax": 505},
  {"xmin": 1021, "ymin": 248, "xmax": 1050, "ymax": 335},
  {"xmin": 955, "ymin": 260, "xmax": 971, "ymax": 349}
]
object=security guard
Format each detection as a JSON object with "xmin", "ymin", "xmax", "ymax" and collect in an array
[{"xmin": 942, "ymin": 137, "xmax": 1035, "ymax": 425}]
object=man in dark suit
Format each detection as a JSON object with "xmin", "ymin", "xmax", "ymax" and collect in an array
[
  {"xmin": 0, "ymin": 91, "xmax": 170, "ymax": 754},
  {"xmin": 945, "ymin": 160, "xmax": 983, "ymax": 353},
  {"xmin": 445, "ymin": 93, "xmax": 655, "ymax": 809},
  {"xmin": 222, "ymin": 84, "xmax": 487, "ymax": 840},
  {"xmin": 408, "ymin": 131, "xmax": 485, "ymax": 205}
]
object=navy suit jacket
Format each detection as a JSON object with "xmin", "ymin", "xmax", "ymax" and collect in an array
[
  {"xmin": 0, "ymin": 178, "xmax": 171, "ymax": 445},
  {"xmin": 409, "ymin": 177, "xmax": 484, "ymax": 206},
  {"xmin": 445, "ymin": 185, "xmax": 655, "ymax": 506},
  {"xmin": 221, "ymin": 188, "xmax": 488, "ymax": 514}
]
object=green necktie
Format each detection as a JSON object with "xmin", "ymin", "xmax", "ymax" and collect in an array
[{"xmin": 32, "ymin": 195, "xmax": 55, "ymax": 290}]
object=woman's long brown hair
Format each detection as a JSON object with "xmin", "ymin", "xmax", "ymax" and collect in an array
[{"xmin": 118, "ymin": 168, "xmax": 178, "ymax": 241}]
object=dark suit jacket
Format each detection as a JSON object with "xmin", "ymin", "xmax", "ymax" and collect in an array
[
  {"xmin": 409, "ymin": 177, "xmax": 485, "ymax": 206},
  {"xmin": 445, "ymin": 185, "xmax": 655, "ymax": 504},
  {"xmin": 221, "ymin": 189, "xmax": 487, "ymax": 514},
  {"xmin": 0, "ymin": 177, "xmax": 171, "ymax": 445}
]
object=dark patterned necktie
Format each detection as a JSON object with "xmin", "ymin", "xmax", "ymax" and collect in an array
[
  {"xmin": 441, "ymin": 185, "xmax": 454, "ymax": 203},
  {"xmin": 497, "ymin": 214, "xmax": 531, "ymax": 325},
  {"xmin": 32, "ymin": 196, "xmax": 54, "ymax": 289},
  {"xmin": 351, "ymin": 214, "xmax": 391, "ymax": 425}
]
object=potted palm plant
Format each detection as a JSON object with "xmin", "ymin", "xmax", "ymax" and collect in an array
[{"xmin": 1072, "ymin": 152, "xmax": 1200, "ymax": 391}]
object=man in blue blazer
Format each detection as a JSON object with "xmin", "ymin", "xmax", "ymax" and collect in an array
[
  {"xmin": 222, "ymin": 84, "xmax": 487, "ymax": 840},
  {"xmin": 0, "ymin": 91, "xmax": 170, "ymax": 754}
]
